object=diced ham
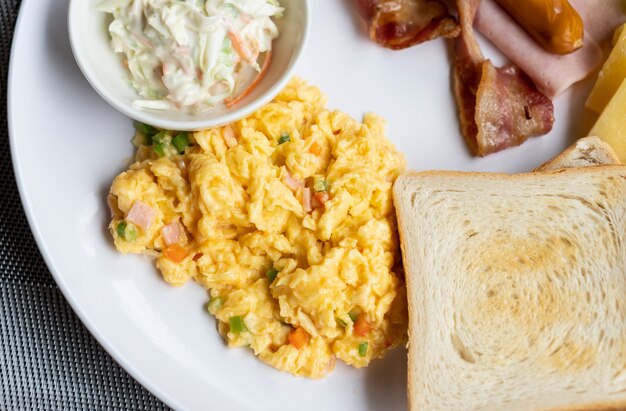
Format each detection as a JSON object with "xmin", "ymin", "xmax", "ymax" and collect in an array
[
  {"xmin": 283, "ymin": 171, "xmax": 304, "ymax": 191},
  {"xmin": 569, "ymin": 0, "xmax": 626, "ymax": 45},
  {"xmin": 475, "ymin": 0, "xmax": 603, "ymax": 98},
  {"xmin": 126, "ymin": 200, "xmax": 156, "ymax": 232},
  {"xmin": 302, "ymin": 188, "xmax": 312, "ymax": 213},
  {"xmin": 161, "ymin": 222, "xmax": 182, "ymax": 246},
  {"xmin": 223, "ymin": 125, "xmax": 238, "ymax": 148}
]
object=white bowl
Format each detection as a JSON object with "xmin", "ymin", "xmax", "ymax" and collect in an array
[{"xmin": 68, "ymin": 0, "xmax": 310, "ymax": 131}]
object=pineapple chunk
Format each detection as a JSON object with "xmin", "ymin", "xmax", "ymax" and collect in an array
[
  {"xmin": 586, "ymin": 24, "xmax": 626, "ymax": 114},
  {"xmin": 590, "ymin": 78, "xmax": 626, "ymax": 162}
]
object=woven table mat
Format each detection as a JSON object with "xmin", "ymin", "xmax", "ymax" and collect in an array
[{"xmin": 0, "ymin": 1, "xmax": 169, "ymax": 409}]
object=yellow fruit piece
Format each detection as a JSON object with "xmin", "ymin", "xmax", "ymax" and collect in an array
[
  {"xmin": 586, "ymin": 25, "xmax": 626, "ymax": 114},
  {"xmin": 590, "ymin": 78, "xmax": 626, "ymax": 162}
]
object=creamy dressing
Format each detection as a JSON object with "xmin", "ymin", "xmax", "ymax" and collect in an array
[{"xmin": 97, "ymin": 0, "xmax": 283, "ymax": 111}]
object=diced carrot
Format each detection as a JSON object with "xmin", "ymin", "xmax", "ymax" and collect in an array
[
  {"xmin": 353, "ymin": 314, "xmax": 372, "ymax": 337},
  {"xmin": 309, "ymin": 142, "xmax": 322, "ymax": 156},
  {"xmin": 314, "ymin": 192, "xmax": 330, "ymax": 205},
  {"xmin": 288, "ymin": 327, "xmax": 310, "ymax": 349},
  {"xmin": 163, "ymin": 244, "xmax": 189, "ymax": 263},
  {"xmin": 224, "ymin": 50, "xmax": 272, "ymax": 109}
]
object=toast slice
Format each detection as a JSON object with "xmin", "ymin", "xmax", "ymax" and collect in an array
[
  {"xmin": 394, "ymin": 167, "xmax": 626, "ymax": 411},
  {"xmin": 535, "ymin": 136, "xmax": 620, "ymax": 172}
]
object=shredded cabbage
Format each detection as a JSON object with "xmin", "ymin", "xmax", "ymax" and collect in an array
[{"xmin": 96, "ymin": 0, "xmax": 283, "ymax": 111}]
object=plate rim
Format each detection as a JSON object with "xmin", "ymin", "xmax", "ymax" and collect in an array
[{"xmin": 7, "ymin": 1, "xmax": 194, "ymax": 409}]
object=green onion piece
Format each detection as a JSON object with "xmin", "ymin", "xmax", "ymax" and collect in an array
[
  {"xmin": 336, "ymin": 317, "xmax": 347, "ymax": 327},
  {"xmin": 348, "ymin": 310, "xmax": 359, "ymax": 322},
  {"xmin": 358, "ymin": 342, "xmax": 368, "ymax": 357},
  {"xmin": 172, "ymin": 133, "xmax": 190, "ymax": 154},
  {"xmin": 124, "ymin": 225, "xmax": 138, "ymax": 241},
  {"xmin": 229, "ymin": 316, "xmax": 247, "ymax": 333},
  {"xmin": 314, "ymin": 179, "xmax": 330, "ymax": 193},
  {"xmin": 266, "ymin": 267, "xmax": 279, "ymax": 282},
  {"xmin": 117, "ymin": 221, "xmax": 127, "ymax": 238},
  {"xmin": 134, "ymin": 122, "xmax": 157, "ymax": 138},
  {"xmin": 278, "ymin": 132, "xmax": 291, "ymax": 145},
  {"xmin": 116, "ymin": 221, "xmax": 137, "ymax": 241},
  {"xmin": 152, "ymin": 131, "xmax": 169, "ymax": 145},
  {"xmin": 153, "ymin": 143, "xmax": 167, "ymax": 157},
  {"xmin": 208, "ymin": 297, "xmax": 223, "ymax": 314}
]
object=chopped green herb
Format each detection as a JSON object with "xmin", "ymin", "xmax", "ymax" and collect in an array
[
  {"xmin": 208, "ymin": 297, "xmax": 223, "ymax": 314},
  {"xmin": 117, "ymin": 221, "xmax": 137, "ymax": 242},
  {"xmin": 153, "ymin": 143, "xmax": 167, "ymax": 157},
  {"xmin": 134, "ymin": 122, "xmax": 157, "ymax": 138},
  {"xmin": 229, "ymin": 316, "xmax": 247, "ymax": 333},
  {"xmin": 117, "ymin": 221, "xmax": 127, "ymax": 238},
  {"xmin": 348, "ymin": 310, "xmax": 359, "ymax": 323},
  {"xmin": 278, "ymin": 132, "xmax": 291, "ymax": 145},
  {"xmin": 172, "ymin": 133, "xmax": 190, "ymax": 154},
  {"xmin": 358, "ymin": 342, "xmax": 368, "ymax": 357},
  {"xmin": 152, "ymin": 131, "xmax": 169, "ymax": 145},
  {"xmin": 266, "ymin": 267, "xmax": 279, "ymax": 282},
  {"xmin": 314, "ymin": 178, "xmax": 330, "ymax": 193}
]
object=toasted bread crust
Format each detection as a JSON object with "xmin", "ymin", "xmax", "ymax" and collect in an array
[
  {"xmin": 534, "ymin": 136, "xmax": 620, "ymax": 172},
  {"xmin": 394, "ymin": 166, "xmax": 626, "ymax": 411}
]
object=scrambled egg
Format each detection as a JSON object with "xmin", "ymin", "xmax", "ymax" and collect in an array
[{"xmin": 108, "ymin": 78, "xmax": 407, "ymax": 378}]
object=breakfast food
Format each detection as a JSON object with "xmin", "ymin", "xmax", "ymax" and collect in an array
[
  {"xmin": 494, "ymin": 0, "xmax": 583, "ymax": 55},
  {"xmin": 586, "ymin": 24, "xmax": 626, "ymax": 113},
  {"xmin": 356, "ymin": 0, "xmax": 559, "ymax": 156},
  {"xmin": 355, "ymin": 0, "xmax": 460, "ymax": 50},
  {"xmin": 107, "ymin": 78, "xmax": 408, "ymax": 378},
  {"xmin": 590, "ymin": 79, "xmax": 626, "ymax": 162},
  {"xmin": 533, "ymin": 136, "xmax": 620, "ymax": 172},
  {"xmin": 355, "ymin": 0, "xmax": 626, "ymax": 157},
  {"xmin": 97, "ymin": 0, "xmax": 282, "ymax": 111},
  {"xmin": 394, "ymin": 167, "xmax": 626, "ymax": 411},
  {"xmin": 452, "ymin": 0, "xmax": 554, "ymax": 156},
  {"xmin": 569, "ymin": 0, "xmax": 626, "ymax": 45},
  {"xmin": 475, "ymin": 0, "xmax": 603, "ymax": 99}
]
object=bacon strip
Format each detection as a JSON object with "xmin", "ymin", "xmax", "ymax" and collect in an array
[
  {"xmin": 452, "ymin": 0, "xmax": 554, "ymax": 156},
  {"xmin": 356, "ymin": 0, "xmax": 460, "ymax": 50}
]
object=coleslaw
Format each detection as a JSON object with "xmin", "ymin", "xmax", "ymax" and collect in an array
[{"xmin": 97, "ymin": 0, "xmax": 283, "ymax": 111}]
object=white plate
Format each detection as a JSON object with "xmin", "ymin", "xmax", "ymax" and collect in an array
[{"xmin": 8, "ymin": 0, "xmax": 598, "ymax": 410}]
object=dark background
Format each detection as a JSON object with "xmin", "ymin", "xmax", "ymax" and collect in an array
[{"xmin": 0, "ymin": 1, "xmax": 169, "ymax": 409}]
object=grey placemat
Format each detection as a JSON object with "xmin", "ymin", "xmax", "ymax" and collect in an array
[{"xmin": 0, "ymin": 1, "xmax": 169, "ymax": 409}]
